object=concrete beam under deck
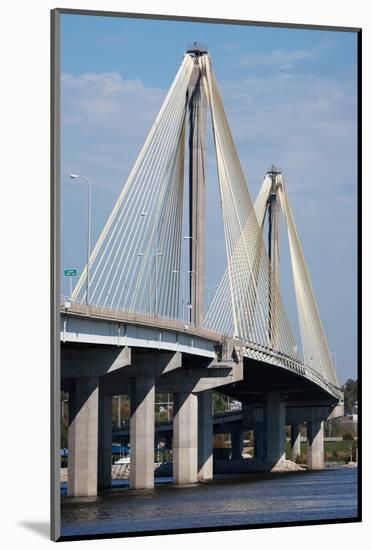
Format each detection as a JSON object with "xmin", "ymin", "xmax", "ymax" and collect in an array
[{"xmin": 61, "ymin": 346, "xmax": 131, "ymax": 378}]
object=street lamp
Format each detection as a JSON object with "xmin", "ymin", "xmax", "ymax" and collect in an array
[
  {"xmin": 70, "ymin": 174, "xmax": 92, "ymax": 305},
  {"xmin": 184, "ymin": 235, "xmax": 197, "ymax": 244}
]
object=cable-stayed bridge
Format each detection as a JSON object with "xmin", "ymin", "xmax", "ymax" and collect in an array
[{"xmin": 60, "ymin": 44, "xmax": 343, "ymax": 497}]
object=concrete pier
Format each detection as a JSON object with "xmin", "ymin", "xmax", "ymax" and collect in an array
[
  {"xmin": 253, "ymin": 424, "xmax": 265, "ymax": 459},
  {"xmin": 98, "ymin": 393, "xmax": 112, "ymax": 489},
  {"xmin": 67, "ymin": 377, "xmax": 99, "ymax": 497},
  {"xmin": 173, "ymin": 392, "xmax": 198, "ymax": 484},
  {"xmin": 307, "ymin": 420, "xmax": 324, "ymax": 470},
  {"xmin": 266, "ymin": 392, "xmax": 286, "ymax": 463},
  {"xmin": 197, "ymin": 390, "xmax": 213, "ymax": 480},
  {"xmin": 130, "ymin": 376, "xmax": 155, "ymax": 489},
  {"xmin": 291, "ymin": 423, "xmax": 301, "ymax": 462}
]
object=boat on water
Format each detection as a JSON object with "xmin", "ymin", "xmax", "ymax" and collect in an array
[{"xmin": 114, "ymin": 455, "xmax": 130, "ymax": 465}]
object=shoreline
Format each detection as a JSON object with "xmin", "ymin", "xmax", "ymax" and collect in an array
[{"xmin": 60, "ymin": 459, "xmax": 357, "ymax": 483}]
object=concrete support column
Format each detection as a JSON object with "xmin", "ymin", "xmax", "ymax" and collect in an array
[
  {"xmin": 230, "ymin": 430, "xmax": 243, "ymax": 459},
  {"xmin": 307, "ymin": 421, "xmax": 324, "ymax": 470},
  {"xmin": 197, "ymin": 390, "xmax": 213, "ymax": 480},
  {"xmin": 173, "ymin": 392, "xmax": 198, "ymax": 484},
  {"xmin": 68, "ymin": 377, "xmax": 99, "ymax": 497},
  {"xmin": 164, "ymin": 431, "xmax": 172, "ymax": 451},
  {"xmin": 291, "ymin": 423, "xmax": 301, "ymax": 462},
  {"xmin": 266, "ymin": 392, "xmax": 286, "ymax": 464},
  {"xmin": 130, "ymin": 376, "xmax": 155, "ymax": 489},
  {"xmin": 98, "ymin": 393, "xmax": 112, "ymax": 489},
  {"xmin": 254, "ymin": 424, "xmax": 265, "ymax": 459}
]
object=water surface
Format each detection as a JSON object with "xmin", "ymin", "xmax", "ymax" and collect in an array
[{"xmin": 61, "ymin": 468, "xmax": 358, "ymax": 537}]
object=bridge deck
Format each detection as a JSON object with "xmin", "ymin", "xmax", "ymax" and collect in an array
[{"xmin": 60, "ymin": 301, "xmax": 342, "ymax": 401}]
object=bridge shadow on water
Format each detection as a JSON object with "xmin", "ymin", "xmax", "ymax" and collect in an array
[{"xmin": 60, "ymin": 468, "xmax": 358, "ymax": 539}]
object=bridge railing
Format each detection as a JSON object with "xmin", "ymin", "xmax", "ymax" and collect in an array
[
  {"xmin": 60, "ymin": 295, "xmax": 186, "ymax": 325},
  {"xmin": 240, "ymin": 340, "xmax": 342, "ymax": 399},
  {"xmin": 60, "ymin": 296, "xmax": 342, "ymax": 400}
]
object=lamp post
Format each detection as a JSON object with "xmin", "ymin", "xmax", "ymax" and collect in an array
[{"xmin": 70, "ymin": 174, "xmax": 92, "ymax": 305}]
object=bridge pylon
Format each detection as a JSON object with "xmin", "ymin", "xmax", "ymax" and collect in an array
[
  {"xmin": 187, "ymin": 50, "xmax": 207, "ymax": 327},
  {"xmin": 267, "ymin": 165, "xmax": 281, "ymax": 348}
]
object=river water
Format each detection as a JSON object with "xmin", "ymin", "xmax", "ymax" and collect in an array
[{"xmin": 61, "ymin": 467, "xmax": 358, "ymax": 537}]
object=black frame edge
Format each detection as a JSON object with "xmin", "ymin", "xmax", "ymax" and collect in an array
[
  {"xmin": 54, "ymin": 7, "xmax": 361, "ymax": 33},
  {"xmin": 51, "ymin": 8, "xmax": 362, "ymax": 541},
  {"xmin": 51, "ymin": 7, "xmax": 61, "ymax": 543}
]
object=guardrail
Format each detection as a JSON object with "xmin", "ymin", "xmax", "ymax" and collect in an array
[{"xmin": 60, "ymin": 297, "xmax": 342, "ymax": 400}]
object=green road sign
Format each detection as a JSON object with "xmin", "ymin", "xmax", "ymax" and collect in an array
[{"xmin": 64, "ymin": 269, "xmax": 77, "ymax": 277}]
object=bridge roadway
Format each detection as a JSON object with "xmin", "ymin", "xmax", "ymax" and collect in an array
[{"xmin": 60, "ymin": 301, "xmax": 343, "ymax": 497}]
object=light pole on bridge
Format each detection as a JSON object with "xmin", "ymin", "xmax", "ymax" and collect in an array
[{"xmin": 70, "ymin": 174, "xmax": 92, "ymax": 305}]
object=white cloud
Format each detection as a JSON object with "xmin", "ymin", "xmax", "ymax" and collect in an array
[
  {"xmin": 218, "ymin": 71, "xmax": 356, "ymax": 192},
  {"xmin": 239, "ymin": 48, "xmax": 315, "ymax": 68},
  {"xmin": 238, "ymin": 41, "xmax": 334, "ymax": 69},
  {"xmin": 61, "ymin": 71, "xmax": 168, "ymax": 192},
  {"xmin": 62, "ymin": 71, "xmax": 166, "ymax": 136}
]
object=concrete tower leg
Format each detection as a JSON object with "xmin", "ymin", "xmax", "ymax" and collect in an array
[
  {"xmin": 67, "ymin": 377, "xmax": 99, "ymax": 497},
  {"xmin": 307, "ymin": 421, "xmax": 324, "ymax": 470},
  {"xmin": 291, "ymin": 423, "xmax": 301, "ymax": 462},
  {"xmin": 173, "ymin": 392, "xmax": 198, "ymax": 484},
  {"xmin": 98, "ymin": 393, "xmax": 112, "ymax": 489},
  {"xmin": 130, "ymin": 376, "xmax": 155, "ymax": 489},
  {"xmin": 197, "ymin": 390, "xmax": 213, "ymax": 480},
  {"xmin": 230, "ymin": 429, "xmax": 244, "ymax": 459},
  {"xmin": 266, "ymin": 392, "xmax": 286, "ymax": 464},
  {"xmin": 188, "ymin": 60, "xmax": 207, "ymax": 327}
]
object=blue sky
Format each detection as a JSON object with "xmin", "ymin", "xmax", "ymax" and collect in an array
[{"xmin": 60, "ymin": 13, "xmax": 357, "ymax": 383}]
